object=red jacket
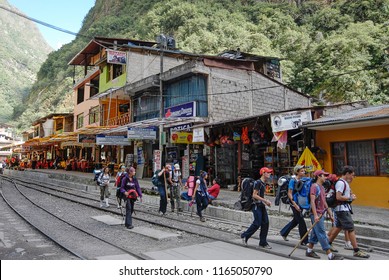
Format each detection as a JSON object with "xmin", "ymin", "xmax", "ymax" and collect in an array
[{"xmin": 208, "ymin": 183, "xmax": 220, "ymax": 198}]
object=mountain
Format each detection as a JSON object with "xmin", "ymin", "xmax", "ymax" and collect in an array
[
  {"xmin": 7, "ymin": 0, "xmax": 389, "ymax": 132},
  {"xmin": 0, "ymin": 0, "xmax": 52, "ymax": 124}
]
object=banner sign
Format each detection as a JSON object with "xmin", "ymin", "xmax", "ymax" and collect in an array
[
  {"xmin": 96, "ymin": 134, "xmax": 131, "ymax": 146},
  {"xmin": 128, "ymin": 127, "xmax": 157, "ymax": 140},
  {"xmin": 170, "ymin": 123, "xmax": 192, "ymax": 133},
  {"xmin": 193, "ymin": 127, "xmax": 205, "ymax": 143},
  {"xmin": 78, "ymin": 134, "xmax": 96, "ymax": 143},
  {"xmin": 153, "ymin": 150, "xmax": 162, "ymax": 172},
  {"xmin": 164, "ymin": 101, "xmax": 196, "ymax": 118},
  {"xmin": 170, "ymin": 131, "xmax": 193, "ymax": 144},
  {"xmin": 107, "ymin": 49, "xmax": 127, "ymax": 65},
  {"xmin": 271, "ymin": 110, "xmax": 312, "ymax": 133}
]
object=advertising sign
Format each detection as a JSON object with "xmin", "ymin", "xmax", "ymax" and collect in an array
[
  {"xmin": 193, "ymin": 127, "xmax": 205, "ymax": 143},
  {"xmin": 128, "ymin": 127, "xmax": 157, "ymax": 140},
  {"xmin": 96, "ymin": 134, "xmax": 131, "ymax": 146},
  {"xmin": 170, "ymin": 131, "xmax": 193, "ymax": 144},
  {"xmin": 164, "ymin": 102, "xmax": 196, "ymax": 118},
  {"xmin": 78, "ymin": 134, "xmax": 96, "ymax": 143},
  {"xmin": 153, "ymin": 150, "xmax": 162, "ymax": 172},
  {"xmin": 271, "ymin": 110, "xmax": 312, "ymax": 133},
  {"xmin": 107, "ymin": 49, "xmax": 126, "ymax": 65}
]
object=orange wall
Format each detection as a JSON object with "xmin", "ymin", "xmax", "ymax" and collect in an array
[{"xmin": 315, "ymin": 125, "xmax": 389, "ymax": 209}]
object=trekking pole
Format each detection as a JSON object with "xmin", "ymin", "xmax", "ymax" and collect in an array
[{"xmin": 288, "ymin": 209, "xmax": 327, "ymax": 257}]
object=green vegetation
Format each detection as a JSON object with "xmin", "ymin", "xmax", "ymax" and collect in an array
[{"xmin": 5, "ymin": 0, "xmax": 389, "ymax": 132}]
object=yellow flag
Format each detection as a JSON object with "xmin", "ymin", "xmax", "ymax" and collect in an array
[{"xmin": 296, "ymin": 147, "xmax": 322, "ymax": 172}]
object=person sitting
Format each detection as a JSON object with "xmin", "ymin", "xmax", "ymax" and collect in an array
[{"xmin": 207, "ymin": 178, "xmax": 221, "ymax": 203}]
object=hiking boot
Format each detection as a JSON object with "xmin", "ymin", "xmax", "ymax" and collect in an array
[
  {"xmin": 344, "ymin": 242, "xmax": 353, "ymax": 250},
  {"xmin": 329, "ymin": 254, "xmax": 344, "ymax": 260},
  {"xmin": 353, "ymin": 250, "xmax": 370, "ymax": 258},
  {"xmin": 260, "ymin": 243, "xmax": 272, "ymax": 249},
  {"xmin": 329, "ymin": 244, "xmax": 338, "ymax": 252},
  {"xmin": 126, "ymin": 225, "xmax": 134, "ymax": 229},
  {"xmin": 200, "ymin": 216, "xmax": 206, "ymax": 222},
  {"xmin": 241, "ymin": 236, "xmax": 248, "ymax": 246},
  {"xmin": 306, "ymin": 250, "xmax": 321, "ymax": 259},
  {"xmin": 281, "ymin": 235, "xmax": 289, "ymax": 241}
]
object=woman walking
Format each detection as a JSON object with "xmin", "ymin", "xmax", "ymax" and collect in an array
[
  {"xmin": 120, "ymin": 167, "xmax": 142, "ymax": 229},
  {"xmin": 97, "ymin": 167, "xmax": 111, "ymax": 208},
  {"xmin": 191, "ymin": 171, "xmax": 209, "ymax": 222}
]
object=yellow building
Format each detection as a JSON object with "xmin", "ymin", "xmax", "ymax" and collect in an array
[{"xmin": 304, "ymin": 105, "xmax": 389, "ymax": 209}]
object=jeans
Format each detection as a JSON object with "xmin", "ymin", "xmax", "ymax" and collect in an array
[
  {"xmin": 158, "ymin": 185, "xmax": 167, "ymax": 214},
  {"xmin": 125, "ymin": 198, "xmax": 135, "ymax": 227},
  {"xmin": 280, "ymin": 206, "xmax": 308, "ymax": 243},
  {"xmin": 308, "ymin": 214, "xmax": 330, "ymax": 251},
  {"xmin": 195, "ymin": 192, "xmax": 208, "ymax": 218},
  {"xmin": 241, "ymin": 204, "xmax": 269, "ymax": 246}
]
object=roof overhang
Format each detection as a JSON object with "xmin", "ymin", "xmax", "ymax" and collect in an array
[{"xmin": 303, "ymin": 117, "xmax": 389, "ymax": 131}]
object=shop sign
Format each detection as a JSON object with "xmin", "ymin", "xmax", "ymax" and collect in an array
[
  {"xmin": 107, "ymin": 49, "xmax": 126, "ymax": 65},
  {"xmin": 153, "ymin": 150, "xmax": 162, "ymax": 171},
  {"xmin": 164, "ymin": 101, "xmax": 196, "ymax": 118},
  {"xmin": 21, "ymin": 146, "xmax": 31, "ymax": 152},
  {"xmin": 170, "ymin": 123, "xmax": 192, "ymax": 133},
  {"xmin": 78, "ymin": 134, "xmax": 96, "ymax": 143},
  {"xmin": 96, "ymin": 134, "xmax": 131, "ymax": 146},
  {"xmin": 193, "ymin": 127, "xmax": 205, "ymax": 142},
  {"xmin": 128, "ymin": 127, "xmax": 157, "ymax": 140},
  {"xmin": 271, "ymin": 110, "xmax": 312, "ymax": 133},
  {"xmin": 170, "ymin": 131, "xmax": 193, "ymax": 144}
]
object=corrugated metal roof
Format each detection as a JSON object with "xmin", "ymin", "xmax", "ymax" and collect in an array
[{"xmin": 304, "ymin": 104, "xmax": 389, "ymax": 128}]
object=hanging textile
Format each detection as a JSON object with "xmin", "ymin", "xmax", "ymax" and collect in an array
[
  {"xmin": 272, "ymin": 130, "xmax": 288, "ymax": 150},
  {"xmin": 296, "ymin": 147, "xmax": 322, "ymax": 172}
]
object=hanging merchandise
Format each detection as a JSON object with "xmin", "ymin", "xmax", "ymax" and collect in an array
[
  {"xmin": 272, "ymin": 131, "xmax": 288, "ymax": 150},
  {"xmin": 241, "ymin": 127, "xmax": 250, "ymax": 144},
  {"xmin": 296, "ymin": 147, "xmax": 322, "ymax": 172},
  {"xmin": 233, "ymin": 131, "xmax": 241, "ymax": 141}
]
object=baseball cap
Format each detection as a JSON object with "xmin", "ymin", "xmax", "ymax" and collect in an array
[
  {"xmin": 260, "ymin": 167, "xmax": 273, "ymax": 175},
  {"xmin": 293, "ymin": 165, "xmax": 305, "ymax": 174},
  {"xmin": 174, "ymin": 163, "xmax": 180, "ymax": 170},
  {"xmin": 313, "ymin": 169, "xmax": 329, "ymax": 177}
]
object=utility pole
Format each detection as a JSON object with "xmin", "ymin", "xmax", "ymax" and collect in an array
[{"xmin": 158, "ymin": 34, "xmax": 166, "ymax": 152}]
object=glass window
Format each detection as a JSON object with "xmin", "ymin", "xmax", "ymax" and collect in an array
[
  {"xmin": 89, "ymin": 106, "xmax": 99, "ymax": 125},
  {"xmin": 347, "ymin": 141, "xmax": 374, "ymax": 176},
  {"xmin": 77, "ymin": 113, "xmax": 84, "ymax": 129}
]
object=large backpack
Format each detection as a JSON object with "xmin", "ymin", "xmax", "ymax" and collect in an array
[
  {"xmin": 324, "ymin": 179, "xmax": 347, "ymax": 208},
  {"xmin": 293, "ymin": 177, "xmax": 313, "ymax": 210},
  {"xmin": 185, "ymin": 175, "xmax": 196, "ymax": 197},
  {"xmin": 275, "ymin": 175, "xmax": 291, "ymax": 206},
  {"xmin": 115, "ymin": 173, "xmax": 127, "ymax": 200},
  {"xmin": 239, "ymin": 177, "xmax": 255, "ymax": 211},
  {"xmin": 93, "ymin": 169, "xmax": 102, "ymax": 186},
  {"xmin": 151, "ymin": 170, "xmax": 162, "ymax": 187}
]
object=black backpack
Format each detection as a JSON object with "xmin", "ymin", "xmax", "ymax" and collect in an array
[
  {"xmin": 275, "ymin": 175, "xmax": 291, "ymax": 206},
  {"xmin": 324, "ymin": 179, "xmax": 347, "ymax": 208},
  {"xmin": 239, "ymin": 178, "xmax": 255, "ymax": 211}
]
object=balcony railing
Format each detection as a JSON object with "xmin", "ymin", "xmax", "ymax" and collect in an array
[{"xmin": 106, "ymin": 112, "xmax": 131, "ymax": 126}]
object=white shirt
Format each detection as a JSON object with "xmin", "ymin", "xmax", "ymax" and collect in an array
[{"xmin": 334, "ymin": 178, "xmax": 351, "ymax": 212}]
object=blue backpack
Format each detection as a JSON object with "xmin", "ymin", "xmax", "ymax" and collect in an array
[
  {"xmin": 293, "ymin": 177, "xmax": 313, "ymax": 210},
  {"xmin": 151, "ymin": 170, "xmax": 162, "ymax": 187}
]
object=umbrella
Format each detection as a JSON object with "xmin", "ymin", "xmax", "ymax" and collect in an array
[{"xmin": 296, "ymin": 147, "xmax": 322, "ymax": 172}]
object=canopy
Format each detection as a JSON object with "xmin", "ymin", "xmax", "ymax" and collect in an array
[{"xmin": 296, "ymin": 147, "xmax": 322, "ymax": 172}]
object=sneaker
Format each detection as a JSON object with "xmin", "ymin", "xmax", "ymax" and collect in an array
[
  {"xmin": 126, "ymin": 225, "xmax": 134, "ymax": 229},
  {"xmin": 241, "ymin": 236, "xmax": 248, "ymax": 246},
  {"xmin": 200, "ymin": 216, "xmax": 206, "ymax": 222},
  {"xmin": 353, "ymin": 250, "xmax": 370, "ymax": 258},
  {"xmin": 344, "ymin": 242, "xmax": 353, "ymax": 250},
  {"xmin": 306, "ymin": 250, "xmax": 321, "ymax": 259},
  {"xmin": 329, "ymin": 254, "xmax": 344, "ymax": 260},
  {"xmin": 329, "ymin": 244, "xmax": 338, "ymax": 252},
  {"xmin": 281, "ymin": 235, "xmax": 289, "ymax": 241},
  {"xmin": 260, "ymin": 244, "xmax": 272, "ymax": 249}
]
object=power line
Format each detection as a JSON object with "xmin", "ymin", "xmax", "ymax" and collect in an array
[{"xmin": 0, "ymin": 4, "xmax": 89, "ymax": 39}]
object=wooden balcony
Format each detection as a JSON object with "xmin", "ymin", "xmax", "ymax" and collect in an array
[{"xmin": 106, "ymin": 112, "xmax": 131, "ymax": 126}]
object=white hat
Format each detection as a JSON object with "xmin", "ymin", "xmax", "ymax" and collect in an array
[{"xmin": 174, "ymin": 163, "xmax": 180, "ymax": 170}]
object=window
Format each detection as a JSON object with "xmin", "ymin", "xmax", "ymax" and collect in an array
[
  {"xmin": 77, "ymin": 113, "xmax": 84, "ymax": 129},
  {"xmin": 331, "ymin": 138, "xmax": 389, "ymax": 176},
  {"xmin": 89, "ymin": 106, "xmax": 99, "ymax": 125},
  {"xmin": 77, "ymin": 88, "xmax": 85, "ymax": 104},
  {"xmin": 133, "ymin": 94, "xmax": 159, "ymax": 122},
  {"xmin": 107, "ymin": 64, "xmax": 124, "ymax": 81}
]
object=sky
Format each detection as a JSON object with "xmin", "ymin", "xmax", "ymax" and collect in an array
[{"xmin": 8, "ymin": 0, "xmax": 95, "ymax": 50}]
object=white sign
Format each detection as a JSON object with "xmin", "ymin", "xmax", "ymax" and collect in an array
[
  {"xmin": 153, "ymin": 150, "xmax": 162, "ymax": 172},
  {"xmin": 128, "ymin": 127, "xmax": 157, "ymax": 140},
  {"xmin": 193, "ymin": 127, "xmax": 205, "ymax": 142},
  {"xmin": 271, "ymin": 110, "xmax": 312, "ymax": 133},
  {"xmin": 96, "ymin": 134, "xmax": 131, "ymax": 146}
]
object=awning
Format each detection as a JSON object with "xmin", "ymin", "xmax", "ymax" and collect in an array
[{"xmin": 88, "ymin": 87, "xmax": 122, "ymax": 100}]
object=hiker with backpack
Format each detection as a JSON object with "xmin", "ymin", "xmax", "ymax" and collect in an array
[
  {"xmin": 240, "ymin": 167, "xmax": 272, "ymax": 249},
  {"xmin": 279, "ymin": 165, "xmax": 308, "ymax": 245},
  {"xmin": 191, "ymin": 170, "xmax": 209, "ymax": 222},
  {"xmin": 305, "ymin": 169, "xmax": 343, "ymax": 260},
  {"xmin": 327, "ymin": 166, "xmax": 370, "ymax": 258},
  {"xmin": 120, "ymin": 167, "xmax": 142, "ymax": 229},
  {"xmin": 155, "ymin": 165, "xmax": 171, "ymax": 215},
  {"xmin": 169, "ymin": 163, "xmax": 183, "ymax": 213},
  {"xmin": 115, "ymin": 165, "xmax": 127, "ymax": 208},
  {"xmin": 97, "ymin": 167, "xmax": 111, "ymax": 208}
]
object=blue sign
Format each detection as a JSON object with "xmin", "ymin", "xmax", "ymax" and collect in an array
[
  {"xmin": 164, "ymin": 101, "xmax": 196, "ymax": 118},
  {"xmin": 128, "ymin": 127, "xmax": 157, "ymax": 140}
]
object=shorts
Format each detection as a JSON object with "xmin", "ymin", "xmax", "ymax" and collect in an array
[{"xmin": 334, "ymin": 211, "xmax": 354, "ymax": 231}]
